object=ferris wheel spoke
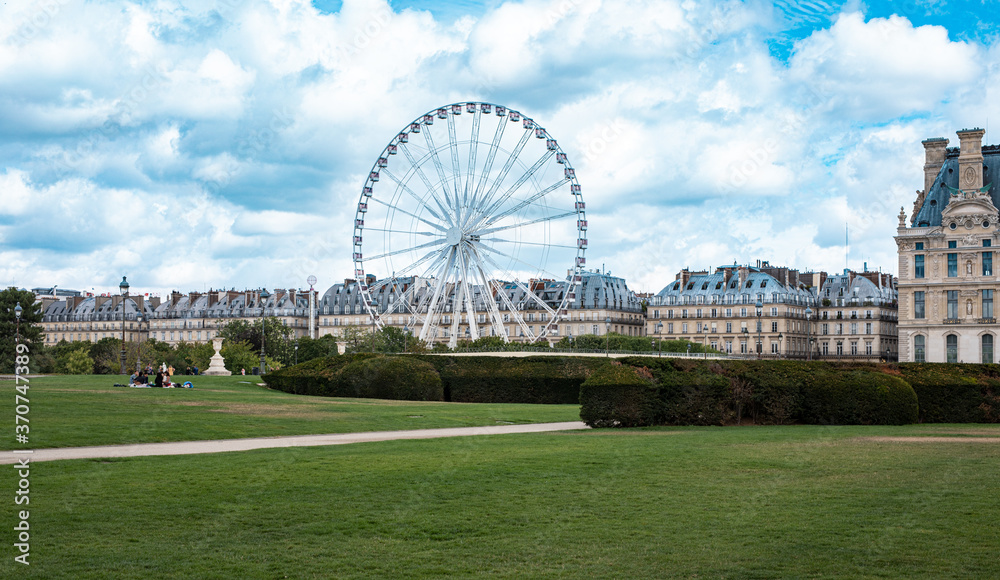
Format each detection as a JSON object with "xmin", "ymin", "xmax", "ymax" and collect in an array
[
  {"xmin": 365, "ymin": 238, "xmax": 447, "ymax": 262},
  {"xmin": 398, "ymin": 144, "xmax": 455, "ymax": 228},
  {"xmin": 477, "ymin": 180, "xmax": 570, "ymax": 230},
  {"xmin": 468, "ymin": 258, "xmax": 508, "ymax": 342},
  {"xmin": 379, "ymin": 169, "xmax": 450, "ymax": 230},
  {"xmin": 476, "ymin": 210, "xmax": 577, "ymax": 237},
  {"xmin": 460, "ymin": 247, "xmax": 483, "ymax": 342},
  {"xmin": 419, "ymin": 248, "xmax": 456, "ymax": 343},
  {"xmin": 483, "ymin": 237, "xmax": 577, "ymax": 250},
  {"xmin": 447, "ymin": 114, "xmax": 463, "ymax": 222},
  {"xmin": 468, "ymin": 247, "xmax": 533, "ymax": 340},
  {"xmin": 422, "ymin": 128, "xmax": 457, "ymax": 215},
  {"xmin": 476, "ymin": 150, "xmax": 556, "ymax": 225},
  {"xmin": 470, "ymin": 244, "xmax": 557, "ymax": 319},
  {"xmin": 473, "ymin": 241, "xmax": 565, "ymax": 282},
  {"xmin": 470, "ymin": 127, "xmax": 533, "ymax": 223},
  {"xmin": 365, "ymin": 227, "xmax": 440, "ymax": 237},
  {"xmin": 465, "ymin": 108, "xmax": 481, "ymax": 207},
  {"xmin": 471, "ymin": 115, "xmax": 507, "ymax": 212},
  {"xmin": 388, "ymin": 244, "xmax": 450, "ymax": 280}
]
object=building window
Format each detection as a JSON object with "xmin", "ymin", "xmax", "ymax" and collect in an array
[
  {"xmin": 984, "ymin": 290, "xmax": 994, "ymax": 319},
  {"xmin": 865, "ymin": 342, "xmax": 873, "ymax": 356},
  {"xmin": 682, "ymin": 323, "xmax": 688, "ymax": 333},
  {"xmin": 850, "ymin": 342, "xmax": 858, "ymax": 355},
  {"xmin": 984, "ymin": 251, "xmax": 993, "ymax": 276},
  {"xmin": 949, "ymin": 240, "xmax": 957, "ymax": 248},
  {"xmin": 948, "ymin": 253, "xmax": 958, "ymax": 277},
  {"xmin": 914, "ymin": 255, "xmax": 925, "ymax": 278},
  {"xmin": 914, "ymin": 291, "xmax": 925, "ymax": 319},
  {"xmin": 771, "ymin": 321, "xmax": 778, "ymax": 332},
  {"xmin": 865, "ymin": 322, "xmax": 872, "ymax": 334},
  {"xmin": 821, "ymin": 323, "xmax": 829, "ymax": 335},
  {"xmin": 822, "ymin": 343, "xmax": 829, "ymax": 356},
  {"xmin": 983, "ymin": 334, "xmax": 994, "ymax": 364},
  {"xmin": 947, "ymin": 290, "xmax": 959, "ymax": 319},
  {"xmin": 667, "ymin": 323, "xmax": 674, "ymax": 333},
  {"xmin": 726, "ymin": 322, "xmax": 732, "ymax": 333},
  {"xmin": 771, "ymin": 342, "xmax": 779, "ymax": 354},
  {"xmin": 946, "ymin": 334, "xmax": 958, "ymax": 363},
  {"xmin": 850, "ymin": 322, "xmax": 858, "ymax": 335},
  {"xmin": 836, "ymin": 343, "xmax": 843, "ymax": 356},
  {"xmin": 915, "ymin": 242, "xmax": 924, "ymax": 250}
]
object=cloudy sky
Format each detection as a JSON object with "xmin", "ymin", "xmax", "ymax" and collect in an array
[{"xmin": 1, "ymin": 0, "xmax": 998, "ymax": 297}]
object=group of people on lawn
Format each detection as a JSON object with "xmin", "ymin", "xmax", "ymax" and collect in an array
[{"xmin": 129, "ymin": 363, "xmax": 188, "ymax": 388}]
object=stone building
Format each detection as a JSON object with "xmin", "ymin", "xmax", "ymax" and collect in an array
[
  {"xmin": 897, "ymin": 128, "xmax": 1000, "ymax": 363},
  {"xmin": 814, "ymin": 270, "xmax": 898, "ymax": 360}
]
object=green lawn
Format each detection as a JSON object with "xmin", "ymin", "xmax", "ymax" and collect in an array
[
  {"xmin": 3, "ymin": 424, "xmax": 999, "ymax": 578},
  {"xmin": 3, "ymin": 375, "xmax": 580, "ymax": 448}
]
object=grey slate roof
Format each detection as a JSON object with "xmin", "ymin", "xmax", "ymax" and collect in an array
[{"xmin": 913, "ymin": 145, "xmax": 1000, "ymax": 227}]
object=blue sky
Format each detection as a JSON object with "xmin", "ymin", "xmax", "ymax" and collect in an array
[{"xmin": 1, "ymin": 0, "xmax": 998, "ymax": 296}]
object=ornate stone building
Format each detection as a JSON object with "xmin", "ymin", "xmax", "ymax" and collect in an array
[{"xmin": 897, "ymin": 128, "xmax": 1000, "ymax": 363}]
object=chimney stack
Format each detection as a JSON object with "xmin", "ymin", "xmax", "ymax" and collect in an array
[{"xmin": 956, "ymin": 128, "xmax": 986, "ymax": 193}]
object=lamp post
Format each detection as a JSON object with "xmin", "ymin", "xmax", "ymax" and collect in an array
[
  {"xmin": 755, "ymin": 299, "xmax": 763, "ymax": 360},
  {"xmin": 777, "ymin": 332, "xmax": 783, "ymax": 360},
  {"xmin": 605, "ymin": 316, "xmax": 611, "ymax": 357},
  {"xmin": 655, "ymin": 321, "xmax": 663, "ymax": 357},
  {"xmin": 370, "ymin": 302, "xmax": 378, "ymax": 353},
  {"xmin": 136, "ymin": 313, "xmax": 144, "ymax": 373},
  {"xmin": 403, "ymin": 325, "xmax": 409, "ymax": 354},
  {"xmin": 259, "ymin": 288, "xmax": 270, "ymax": 375},
  {"xmin": 14, "ymin": 302, "xmax": 22, "ymax": 344},
  {"xmin": 805, "ymin": 307, "xmax": 813, "ymax": 361},
  {"xmin": 119, "ymin": 276, "xmax": 129, "ymax": 375},
  {"xmin": 294, "ymin": 339, "xmax": 299, "ymax": 365},
  {"xmin": 703, "ymin": 326, "xmax": 709, "ymax": 360},
  {"xmin": 741, "ymin": 327, "xmax": 749, "ymax": 357}
]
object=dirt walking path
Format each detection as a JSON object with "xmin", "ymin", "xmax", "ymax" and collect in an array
[{"xmin": 1, "ymin": 421, "xmax": 589, "ymax": 464}]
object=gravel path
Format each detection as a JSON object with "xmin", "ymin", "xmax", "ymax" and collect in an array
[{"xmin": 1, "ymin": 421, "xmax": 589, "ymax": 464}]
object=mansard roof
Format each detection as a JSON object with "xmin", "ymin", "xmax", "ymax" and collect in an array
[{"xmin": 912, "ymin": 145, "xmax": 1000, "ymax": 227}]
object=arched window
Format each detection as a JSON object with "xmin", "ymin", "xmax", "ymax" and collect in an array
[
  {"xmin": 983, "ymin": 334, "xmax": 994, "ymax": 364},
  {"xmin": 946, "ymin": 334, "xmax": 958, "ymax": 364},
  {"xmin": 914, "ymin": 335, "xmax": 925, "ymax": 363}
]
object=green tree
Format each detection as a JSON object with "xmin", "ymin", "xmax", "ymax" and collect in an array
[
  {"xmin": 217, "ymin": 317, "xmax": 294, "ymax": 365},
  {"xmin": 220, "ymin": 340, "xmax": 259, "ymax": 374},
  {"xmin": 0, "ymin": 287, "xmax": 44, "ymax": 373},
  {"xmin": 62, "ymin": 347, "xmax": 94, "ymax": 375}
]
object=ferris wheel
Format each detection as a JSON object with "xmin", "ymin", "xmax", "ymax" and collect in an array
[{"xmin": 352, "ymin": 102, "xmax": 587, "ymax": 348}]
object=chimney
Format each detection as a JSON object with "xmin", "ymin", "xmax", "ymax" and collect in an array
[
  {"xmin": 680, "ymin": 268, "xmax": 691, "ymax": 288},
  {"xmin": 956, "ymin": 128, "xmax": 986, "ymax": 193},
  {"xmin": 95, "ymin": 295, "xmax": 109, "ymax": 311},
  {"xmin": 170, "ymin": 291, "xmax": 183, "ymax": 307},
  {"xmin": 921, "ymin": 137, "xmax": 949, "ymax": 196},
  {"xmin": 149, "ymin": 296, "xmax": 161, "ymax": 309}
]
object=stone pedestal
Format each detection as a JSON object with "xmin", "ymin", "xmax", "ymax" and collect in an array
[{"xmin": 202, "ymin": 337, "xmax": 232, "ymax": 376}]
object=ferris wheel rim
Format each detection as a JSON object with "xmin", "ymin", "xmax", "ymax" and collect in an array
[{"xmin": 352, "ymin": 101, "xmax": 588, "ymax": 346}]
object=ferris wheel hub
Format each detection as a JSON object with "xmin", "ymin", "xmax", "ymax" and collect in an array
[{"xmin": 445, "ymin": 227, "xmax": 463, "ymax": 246}]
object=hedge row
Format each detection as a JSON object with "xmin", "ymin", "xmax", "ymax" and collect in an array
[
  {"xmin": 262, "ymin": 354, "xmax": 602, "ymax": 404},
  {"xmin": 264, "ymin": 354, "xmax": 1000, "ymax": 425},
  {"xmin": 580, "ymin": 359, "xmax": 920, "ymax": 427}
]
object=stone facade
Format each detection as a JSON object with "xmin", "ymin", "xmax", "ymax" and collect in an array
[{"xmin": 897, "ymin": 128, "xmax": 1000, "ymax": 363}]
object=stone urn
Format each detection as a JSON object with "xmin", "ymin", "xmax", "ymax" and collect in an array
[{"xmin": 202, "ymin": 337, "xmax": 232, "ymax": 376}]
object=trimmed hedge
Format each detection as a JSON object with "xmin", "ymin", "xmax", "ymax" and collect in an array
[
  {"xmin": 423, "ymin": 355, "xmax": 603, "ymax": 404},
  {"xmin": 895, "ymin": 363, "xmax": 1000, "ymax": 423},
  {"xmin": 263, "ymin": 354, "xmax": 602, "ymax": 404},
  {"xmin": 580, "ymin": 359, "xmax": 919, "ymax": 427}
]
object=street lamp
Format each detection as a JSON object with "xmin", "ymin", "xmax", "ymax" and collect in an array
[
  {"xmin": 605, "ymin": 316, "xmax": 611, "ymax": 357},
  {"xmin": 403, "ymin": 325, "xmax": 410, "ymax": 354},
  {"xmin": 294, "ymin": 339, "xmax": 299, "ymax": 365},
  {"xmin": 777, "ymin": 332, "xmax": 783, "ymax": 360},
  {"xmin": 136, "ymin": 313, "xmax": 144, "ymax": 373},
  {"xmin": 703, "ymin": 326, "xmax": 709, "ymax": 360},
  {"xmin": 119, "ymin": 276, "xmax": 129, "ymax": 375},
  {"xmin": 655, "ymin": 321, "xmax": 663, "ymax": 357},
  {"xmin": 805, "ymin": 307, "xmax": 813, "ymax": 361},
  {"xmin": 259, "ymin": 288, "xmax": 270, "ymax": 375},
  {"xmin": 755, "ymin": 299, "xmax": 763, "ymax": 360},
  {"xmin": 741, "ymin": 327, "xmax": 749, "ymax": 357},
  {"xmin": 14, "ymin": 302, "xmax": 22, "ymax": 344},
  {"xmin": 369, "ymin": 302, "xmax": 378, "ymax": 353}
]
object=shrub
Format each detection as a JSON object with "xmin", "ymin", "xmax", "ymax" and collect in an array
[
  {"xmin": 423, "ymin": 355, "xmax": 601, "ymax": 404},
  {"xmin": 337, "ymin": 356, "xmax": 443, "ymax": 401},
  {"xmin": 799, "ymin": 368, "xmax": 918, "ymax": 425},
  {"xmin": 896, "ymin": 363, "xmax": 1000, "ymax": 423},
  {"xmin": 579, "ymin": 362, "xmax": 659, "ymax": 427}
]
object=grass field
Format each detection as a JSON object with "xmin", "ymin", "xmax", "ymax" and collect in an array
[
  {"xmin": 2, "ymin": 375, "xmax": 580, "ymax": 448},
  {"xmin": 3, "ymin": 424, "xmax": 999, "ymax": 578}
]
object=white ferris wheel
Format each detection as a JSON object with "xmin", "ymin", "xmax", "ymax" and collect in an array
[{"xmin": 352, "ymin": 102, "xmax": 588, "ymax": 348}]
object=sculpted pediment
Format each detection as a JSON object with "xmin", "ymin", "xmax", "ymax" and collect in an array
[{"xmin": 940, "ymin": 196, "xmax": 999, "ymax": 225}]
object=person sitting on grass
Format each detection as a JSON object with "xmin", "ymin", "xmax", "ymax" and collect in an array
[
  {"xmin": 129, "ymin": 371, "xmax": 139, "ymax": 385},
  {"xmin": 154, "ymin": 371, "xmax": 164, "ymax": 388},
  {"xmin": 137, "ymin": 371, "xmax": 148, "ymax": 385}
]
